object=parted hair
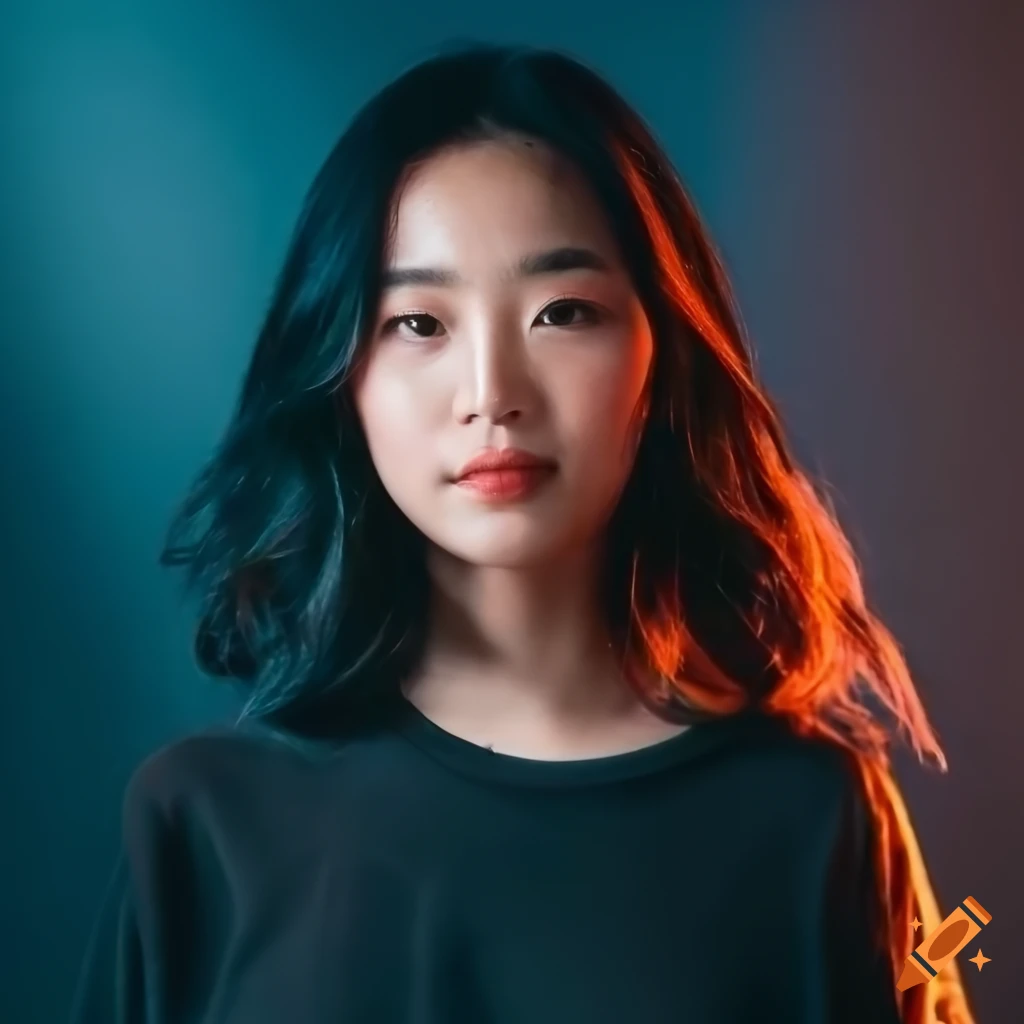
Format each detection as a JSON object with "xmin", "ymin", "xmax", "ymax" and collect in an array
[{"xmin": 162, "ymin": 41, "xmax": 944, "ymax": 773}]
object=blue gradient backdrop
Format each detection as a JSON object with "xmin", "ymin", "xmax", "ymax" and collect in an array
[{"xmin": 1, "ymin": 2, "xmax": 1020, "ymax": 1021}]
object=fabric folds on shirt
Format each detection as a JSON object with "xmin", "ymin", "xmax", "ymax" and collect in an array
[{"xmin": 69, "ymin": 696, "xmax": 973, "ymax": 1023}]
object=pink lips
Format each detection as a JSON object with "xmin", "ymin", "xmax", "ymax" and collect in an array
[{"xmin": 452, "ymin": 448, "xmax": 557, "ymax": 502}]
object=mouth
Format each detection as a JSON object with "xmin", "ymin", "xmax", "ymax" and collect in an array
[{"xmin": 452, "ymin": 448, "xmax": 558, "ymax": 502}]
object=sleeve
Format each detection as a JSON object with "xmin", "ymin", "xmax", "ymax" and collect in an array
[
  {"xmin": 824, "ymin": 764, "xmax": 905, "ymax": 1024},
  {"xmin": 68, "ymin": 855, "xmax": 147, "ymax": 1024},
  {"xmin": 851, "ymin": 757, "xmax": 977, "ymax": 1024},
  {"xmin": 68, "ymin": 760, "xmax": 185, "ymax": 1024}
]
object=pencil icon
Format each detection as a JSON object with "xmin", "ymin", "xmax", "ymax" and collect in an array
[{"xmin": 897, "ymin": 896, "xmax": 991, "ymax": 990}]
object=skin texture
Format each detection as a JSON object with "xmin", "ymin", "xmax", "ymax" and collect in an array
[
  {"xmin": 352, "ymin": 136, "xmax": 685, "ymax": 757},
  {"xmin": 356, "ymin": 137, "xmax": 653, "ymax": 570}
]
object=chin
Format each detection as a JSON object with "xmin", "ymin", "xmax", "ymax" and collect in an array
[{"xmin": 428, "ymin": 518, "xmax": 580, "ymax": 570}]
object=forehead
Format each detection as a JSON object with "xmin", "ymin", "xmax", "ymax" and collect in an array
[{"xmin": 385, "ymin": 138, "xmax": 622, "ymax": 271}]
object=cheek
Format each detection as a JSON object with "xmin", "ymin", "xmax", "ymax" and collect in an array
[
  {"xmin": 353, "ymin": 366, "xmax": 438, "ymax": 487},
  {"xmin": 551, "ymin": 334, "xmax": 652, "ymax": 453}
]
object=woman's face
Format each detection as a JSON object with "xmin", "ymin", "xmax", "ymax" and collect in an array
[{"xmin": 353, "ymin": 136, "xmax": 654, "ymax": 569}]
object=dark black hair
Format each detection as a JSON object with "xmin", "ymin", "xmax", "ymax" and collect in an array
[{"xmin": 162, "ymin": 40, "xmax": 943, "ymax": 766}]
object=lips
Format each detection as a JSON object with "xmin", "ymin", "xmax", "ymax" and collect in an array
[{"xmin": 453, "ymin": 448, "xmax": 557, "ymax": 502}]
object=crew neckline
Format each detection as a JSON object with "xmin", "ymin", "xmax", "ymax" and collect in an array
[{"xmin": 387, "ymin": 691, "xmax": 772, "ymax": 788}]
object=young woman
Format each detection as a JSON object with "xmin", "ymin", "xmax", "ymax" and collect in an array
[{"xmin": 70, "ymin": 42, "xmax": 975, "ymax": 1024}]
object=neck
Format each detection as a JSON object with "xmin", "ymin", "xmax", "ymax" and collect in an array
[{"xmin": 407, "ymin": 542, "xmax": 639, "ymax": 726}]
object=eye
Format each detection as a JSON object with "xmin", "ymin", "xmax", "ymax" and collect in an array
[
  {"xmin": 536, "ymin": 299, "xmax": 602, "ymax": 329},
  {"xmin": 379, "ymin": 299, "xmax": 603, "ymax": 341},
  {"xmin": 380, "ymin": 312, "xmax": 443, "ymax": 340}
]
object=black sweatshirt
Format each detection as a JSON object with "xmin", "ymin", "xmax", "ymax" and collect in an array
[{"xmin": 69, "ymin": 694, "xmax": 903, "ymax": 1023}]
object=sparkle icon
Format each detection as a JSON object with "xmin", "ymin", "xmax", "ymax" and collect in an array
[
  {"xmin": 897, "ymin": 896, "xmax": 991, "ymax": 990},
  {"xmin": 968, "ymin": 950, "xmax": 991, "ymax": 971}
]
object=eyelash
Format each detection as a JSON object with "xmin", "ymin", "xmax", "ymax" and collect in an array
[{"xmin": 379, "ymin": 295, "xmax": 603, "ymax": 340}]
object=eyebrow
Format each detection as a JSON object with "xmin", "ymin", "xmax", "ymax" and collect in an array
[{"xmin": 380, "ymin": 246, "xmax": 612, "ymax": 291}]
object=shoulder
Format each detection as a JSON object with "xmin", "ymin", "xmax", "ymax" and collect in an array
[
  {"xmin": 713, "ymin": 712, "xmax": 877, "ymax": 849},
  {"xmin": 120, "ymin": 717, "xmax": 347, "ymax": 834},
  {"xmin": 729, "ymin": 713, "xmax": 870, "ymax": 805}
]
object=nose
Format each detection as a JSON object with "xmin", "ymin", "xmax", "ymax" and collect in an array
[{"xmin": 451, "ymin": 322, "xmax": 537, "ymax": 426}]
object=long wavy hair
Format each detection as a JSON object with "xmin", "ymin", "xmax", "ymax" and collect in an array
[{"xmin": 162, "ymin": 41, "xmax": 944, "ymax": 772}]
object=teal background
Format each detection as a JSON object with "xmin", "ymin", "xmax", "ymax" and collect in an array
[{"xmin": 1, "ymin": 2, "xmax": 1020, "ymax": 1021}]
